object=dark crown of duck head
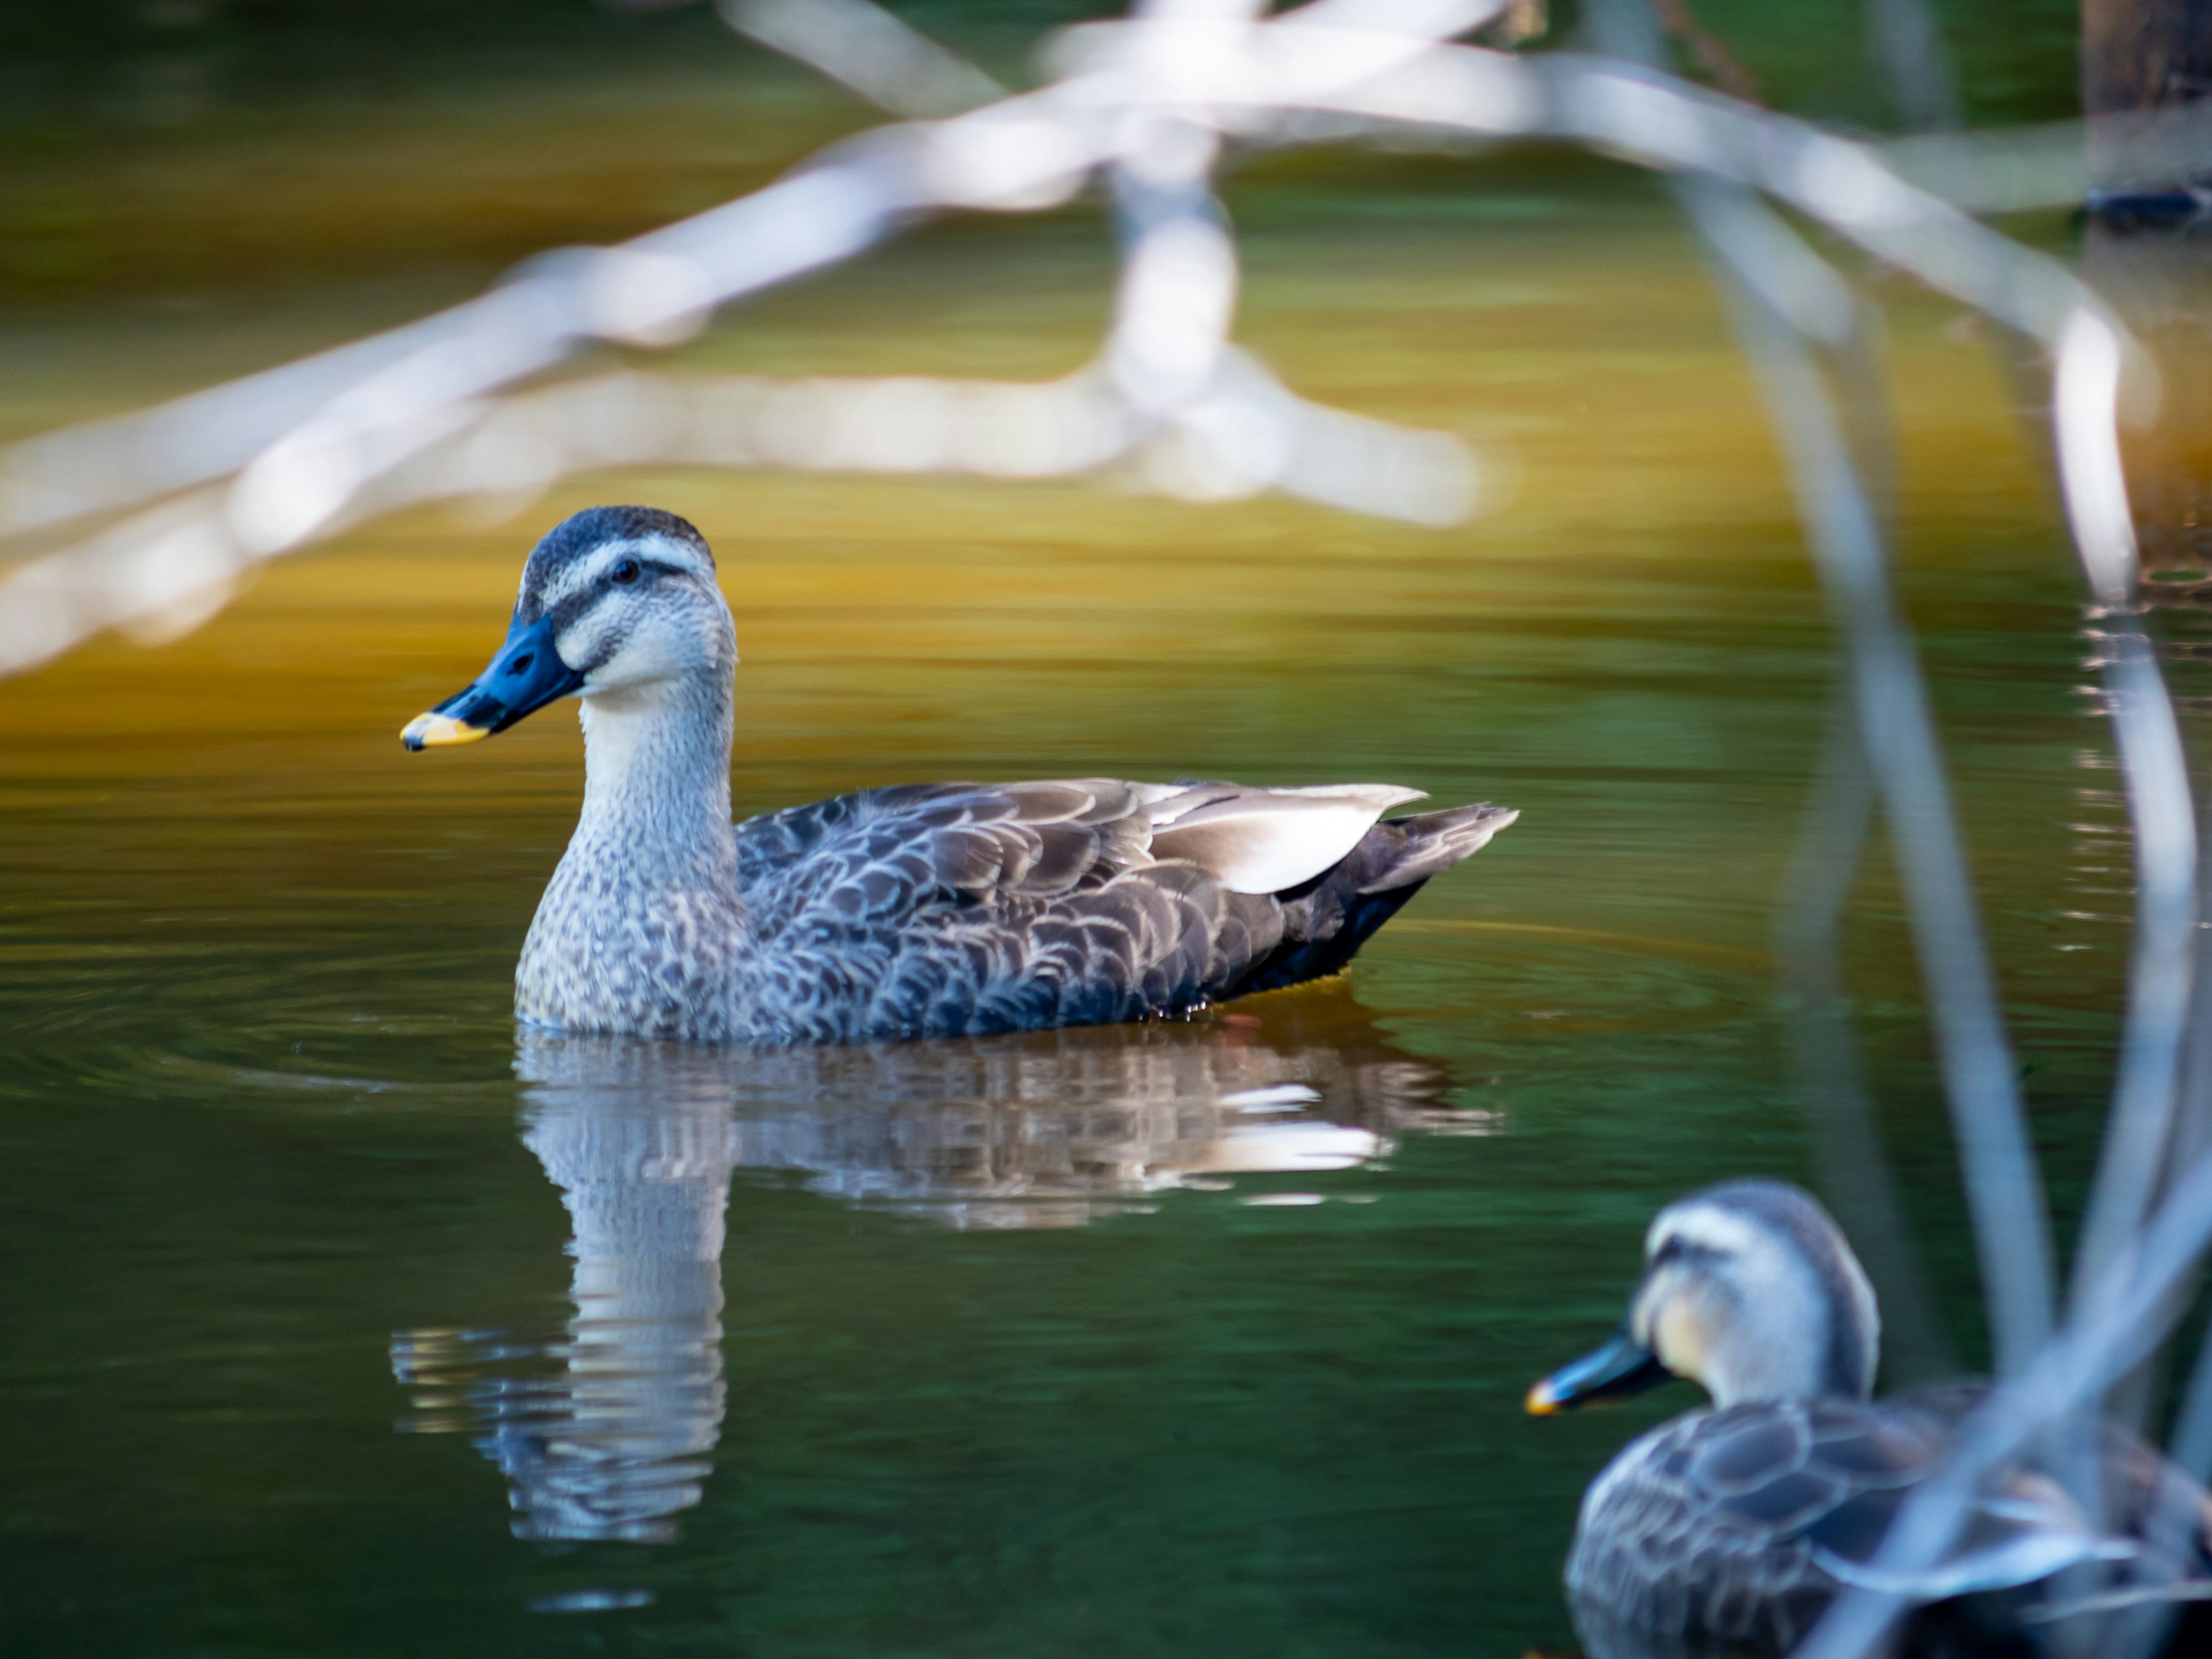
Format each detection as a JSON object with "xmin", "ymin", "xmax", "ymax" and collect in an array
[
  {"xmin": 516, "ymin": 505, "xmax": 714, "ymax": 620},
  {"xmin": 400, "ymin": 506, "xmax": 719, "ymax": 751}
]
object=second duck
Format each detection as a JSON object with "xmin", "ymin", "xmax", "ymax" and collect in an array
[{"xmin": 1529, "ymin": 1180, "xmax": 2212, "ymax": 1659}]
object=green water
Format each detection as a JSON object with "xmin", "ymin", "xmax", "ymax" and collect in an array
[{"xmin": 0, "ymin": 58, "xmax": 2180, "ymax": 1659}]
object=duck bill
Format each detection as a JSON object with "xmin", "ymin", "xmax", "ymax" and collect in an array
[
  {"xmin": 1525, "ymin": 1329, "xmax": 1669, "ymax": 1415},
  {"xmin": 402, "ymin": 613, "xmax": 585, "ymax": 751}
]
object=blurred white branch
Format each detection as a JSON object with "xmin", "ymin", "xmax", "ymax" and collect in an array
[
  {"xmin": 0, "ymin": 6, "xmax": 2161, "ymax": 678},
  {"xmin": 1863, "ymin": 0, "xmax": 1960, "ymax": 132},
  {"xmin": 714, "ymin": 0, "xmax": 1005, "ymax": 117},
  {"xmin": 1799, "ymin": 1130, "xmax": 2212, "ymax": 1659},
  {"xmin": 1883, "ymin": 101, "xmax": 2212, "ymax": 215}
]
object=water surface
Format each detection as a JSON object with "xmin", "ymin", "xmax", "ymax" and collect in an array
[{"xmin": 0, "ymin": 93, "xmax": 2173, "ymax": 1657}]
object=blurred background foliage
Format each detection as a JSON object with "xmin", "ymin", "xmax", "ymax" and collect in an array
[
  {"xmin": 0, "ymin": 1, "xmax": 2088, "ymax": 304},
  {"xmin": 0, "ymin": 0, "xmax": 2091, "ymax": 123}
]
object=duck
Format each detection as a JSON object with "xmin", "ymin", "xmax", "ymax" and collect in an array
[
  {"xmin": 1527, "ymin": 1179, "xmax": 2212, "ymax": 1659},
  {"xmin": 400, "ymin": 505, "xmax": 1516, "ymax": 1046}
]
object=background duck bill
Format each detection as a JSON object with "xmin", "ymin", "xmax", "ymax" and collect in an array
[
  {"xmin": 400, "ymin": 615, "xmax": 584, "ymax": 751},
  {"xmin": 1526, "ymin": 1331, "xmax": 1670, "ymax": 1414}
]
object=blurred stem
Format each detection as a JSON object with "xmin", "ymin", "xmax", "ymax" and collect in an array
[
  {"xmin": 1776, "ymin": 691, "xmax": 1960, "ymax": 1384},
  {"xmin": 1589, "ymin": 0, "xmax": 2058, "ymax": 1378}
]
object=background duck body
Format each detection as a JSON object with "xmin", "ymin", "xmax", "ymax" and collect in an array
[
  {"xmin": 413, "ymin": 507, "xmax": 1516, "ymax": 1046},
  {"xmin": 1531, "ymin": 1181, "xmax": 2212, "ymax": 1659},
  {"xmin": 1569, "ymin": 1391, "xmax": 2212, "ymax": 1659}
]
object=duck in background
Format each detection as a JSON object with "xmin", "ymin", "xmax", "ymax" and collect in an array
[
  {"xmin": 1527, "ymin": 1179, "xmax": 2212, "ymax": 1659},
  {"xmin": 401, "ymin": 505, "xmax": 1514, "ymax": 1045}
]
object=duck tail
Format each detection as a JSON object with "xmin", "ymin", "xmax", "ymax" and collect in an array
[
  {"xmin": 1230, "ymin": 801, "xmax": 1517, "ymax": 995},
  {"xmin": 1357, "ymin": 801, "xmax": 1520, "ymax": 894}
]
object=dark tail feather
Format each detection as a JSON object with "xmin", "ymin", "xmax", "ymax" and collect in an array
[
  {"xmin": 1230, "ymin": 802, "xmax": 1517, "ymax": 995},
  {"xmin": 1357, "ymin": 802, "xmax": 1519, "ymax": 893}
]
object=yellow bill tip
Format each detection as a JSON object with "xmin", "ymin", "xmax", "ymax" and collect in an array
[
  {"xmin": 1524, "ymin": 1379, "xmax": 1560, "ymax": 1417},
  {"xmin": 402, "ymin": 712, "xmax": 491, "ymax": 751}
]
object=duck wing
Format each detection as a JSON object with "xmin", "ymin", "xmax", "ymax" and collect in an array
[
  {"xmin": 735, "ymin": 779, "xmax": 1441, "ymax": 904},
  {"xmin": 1569, "ymin": 1401, "xmax": 1930, "ymax": 1658},
  {"xmin": 1570, "ymin": 1396, "xmax": 2209, "ymax": 1659},
  {"xmin": 735, "ymin": 779, "xmax": 1160, "ymax": 916},
  {"xmin": 731, "ymin": 779, "xmax": 1513, "ymax": 1041}
]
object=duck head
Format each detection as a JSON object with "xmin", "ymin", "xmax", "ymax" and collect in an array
[
  {"xmin": 402, "ymin": 505, "xmax": 734, "ymax": 749},
  {"xmin": 1526, "ymin": 1179, "xmax": 1880, "ymax": 1414}
]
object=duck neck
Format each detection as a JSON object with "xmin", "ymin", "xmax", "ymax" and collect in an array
[
  {"xmin": 1700, "ymin": 1300, "xmax": 1873, "ymax": 1409},
  {"xmin": 518, "ymin": 667, "xmax": 752, "ymax": 1042},
  {"xmin": 575, "ymin": 672, "xmax": 740, "ymax": 895}
]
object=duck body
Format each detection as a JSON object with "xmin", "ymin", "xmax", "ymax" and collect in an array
[
  {"xmin": 1531, "ymin": 1181, "xmax": 2212, "ymax": 1659},
  {"xmin": 520, "ymin": 770, "xmax": 1511, "ymax": 1046},
  {"xmin": 410, "ymin": 507, "xmax": 1516, "ymax": 1046},
  {"xmin": 1567, "ymin": 1389, "xmax": 2211, "ymax": 1659}
]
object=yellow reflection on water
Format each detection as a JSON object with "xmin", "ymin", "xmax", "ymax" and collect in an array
[{"xmin": 0, "ymin": 65, "xmax": 2063, "ymax": 993}]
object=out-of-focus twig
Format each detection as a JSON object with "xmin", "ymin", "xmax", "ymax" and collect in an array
[
  {"xmin": 0, "ymin": 17, "xmax": 2160, "ymax": 685},
  {"xmin": 2071, "ymin": 615, "xmax": 2198, "ymax": 1311},
  {"xmin": 1880, "ymin": 101, "xmax": 2212, "ymax": 214},
  {"xmin": 1651, "ymin": 0, "xmax": 1763, "ymax": 105},
  {"xmin": 1775, "ymin": 692, "xmax": 1959, "ymax": 1386},
  {"xmin": 1862, "ymin": 0, "xmax": 1960, "ymax": 131},
  {"xmin": 1588, "ymin": 0, "xmax": 2055, "ymax": 1381},
  {"xmin": 714, "ymin": 0, "xmax": 1006, "ymax": 117},
  {"xmin": 1798, "ymin": 1130, "xmax": 2212, "ymax": 1659}
]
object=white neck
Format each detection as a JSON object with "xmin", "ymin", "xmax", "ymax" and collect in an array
[
  {"xmin": 1703, "ymin": 1325, "xmax": 1832, "ymax": 1409},
  {"xmin": 576, "ymin": 672, "xmax": 738, "ymax": 884}
]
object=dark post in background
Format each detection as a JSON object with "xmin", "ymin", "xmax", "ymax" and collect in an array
[{"xmin": 2082, "ymin": 0, "xmax": 2212, "ymax": 582}]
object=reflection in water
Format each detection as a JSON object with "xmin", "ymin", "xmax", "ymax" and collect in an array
[
  {"xmin": 393, "ymin": 988, "xmax": 1471, "ymax": 1543},
  {"xmin": 395, "ymin": 1080, "xmax": 734, "ymax": 1543}
]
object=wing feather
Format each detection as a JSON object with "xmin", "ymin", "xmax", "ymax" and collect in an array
[
  {"xmin": 731, "ymin": 775, "xmax": 1498, "ymax": 1042},
  {"xmin": 1147, "ymin": 785, "xmax": 1426, "ymax": 895}
]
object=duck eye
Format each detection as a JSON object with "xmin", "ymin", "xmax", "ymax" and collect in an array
[{"xmin": 610, "ymin": 558, "xmax": 641, "ymax": 585}]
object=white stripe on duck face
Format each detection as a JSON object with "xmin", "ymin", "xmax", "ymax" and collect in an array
[
  {"xmin": 1645, "ymin": 1202, "xmax": 1762, "ymax": 1262},
  {"xmin": 559, "ymin": 540, "xmax": 737, "ymax": 696},
  {"xmin": 526, "ymin": 533, "xmax": 714, "ymax": 613},
  {"xmin": 1637, "ymin": 1198, "xmax": 1849, "ymax": 1406}
]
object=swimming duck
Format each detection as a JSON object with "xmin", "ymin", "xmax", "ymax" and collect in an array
[
  {"xmin": 401, "ymin": 506, "xmax": 1515, "ymax": 1045},
  {"xmin": 1528, "ymin": 1179, "xmax": 2212, "ymax": 1659}
]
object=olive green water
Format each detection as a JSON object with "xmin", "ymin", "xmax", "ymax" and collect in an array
[{"xmin": 0, "ymin": 55, "xmax": 2181, "ymax": 1659}]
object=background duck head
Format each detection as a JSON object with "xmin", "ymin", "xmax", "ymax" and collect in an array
[{"xmin": 1528, "ymin": 1179, "xmax": 1881, "ymax": 1414}]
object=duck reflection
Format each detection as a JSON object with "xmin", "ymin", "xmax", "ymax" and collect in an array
[
  {"xmin": 393, "ymin": 1074, "xmax": 735, "ymax": 1543},
  {"xmin": 393, "ymin": 986, "xmax": 1474, "ymax": 1543}
]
